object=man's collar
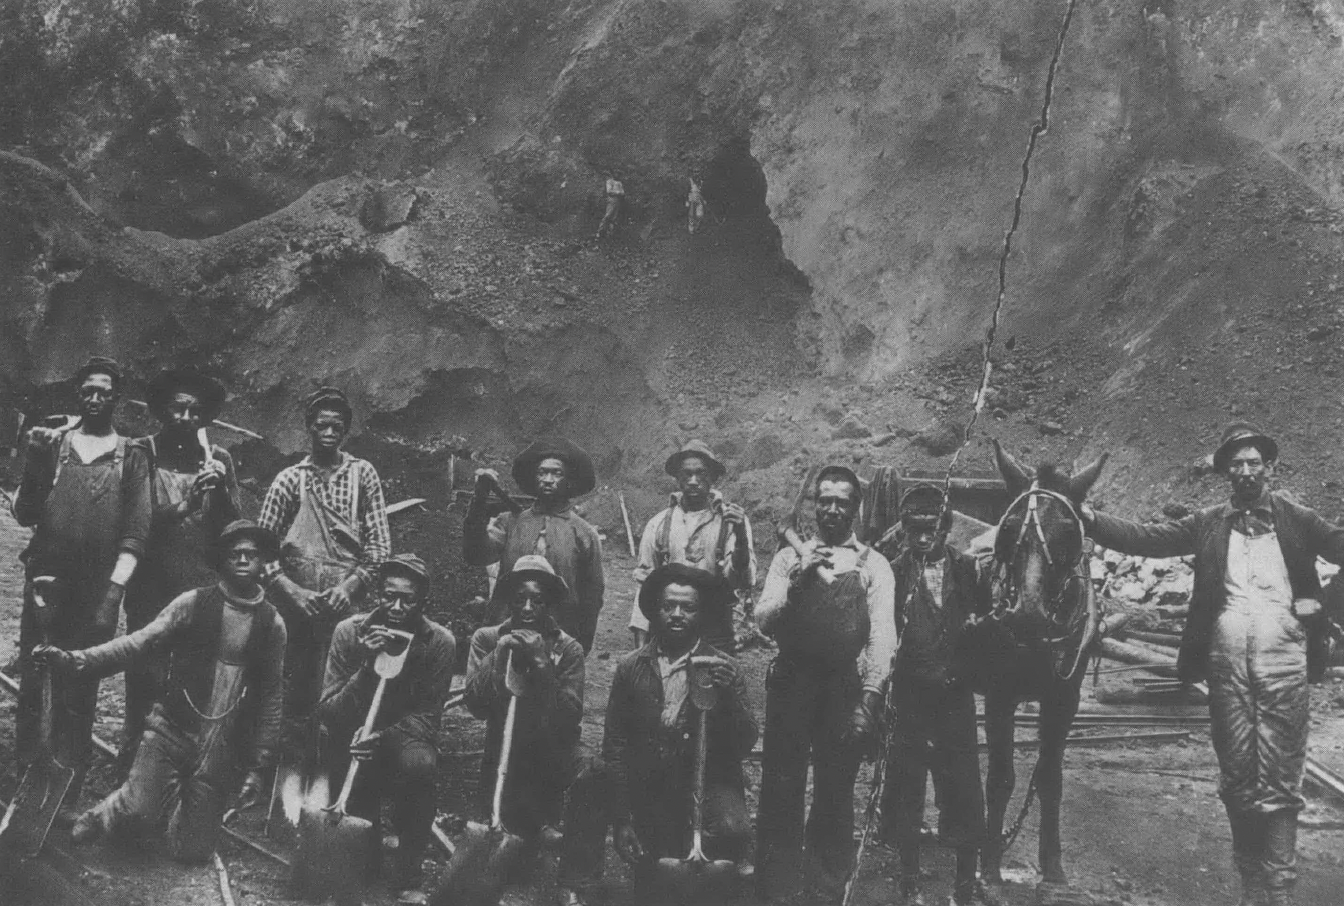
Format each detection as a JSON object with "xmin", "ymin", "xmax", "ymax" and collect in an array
[
  {"xmin": 816, "ymin": 533, "xmax": 862, "ymax": 551},
  {"xmin": 299, "ymin": 451, "xmax": 351, "ymax": 472},
  {"xmin": 530, "ymin": 499, "xmax": 573, "ymax": 516},
  {"xmin": 650, "ymin": 636, "xmax": 710, "ymax": 663},
  {"xmin": 1227, "ymin": 488, "xmax": 1273, "ymax": 517},
  {"xmin": 670, "ymin": 489, "xmax": 723, "ymax": 511}
]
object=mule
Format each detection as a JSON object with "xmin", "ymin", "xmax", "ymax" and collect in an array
[{"xmin": 956, "ymin": 441, "xmax": 1108, "ymax": 888}]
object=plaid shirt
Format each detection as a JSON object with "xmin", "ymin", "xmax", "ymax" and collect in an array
[{"xmin": 257, "ymin": 452, "xmax": 391, "ymax": 565}]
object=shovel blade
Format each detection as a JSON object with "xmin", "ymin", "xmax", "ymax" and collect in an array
[
  {"xmin": 0, "ymin": 758, "xmax": 75, "ymax": 857},
  {"xmin": 290, "ymin": 805, "xmax": 375, "ymax": 904},
  {"xmin": 433, "ymin": 821, "xmax": 529, "ymax": 906},
  {"xmin": 653, "ymin": 855, "xmax": 738, "ymax": 905}
]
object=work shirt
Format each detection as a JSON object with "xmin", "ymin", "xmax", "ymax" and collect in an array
[
  {"xmin": 757, "ymin": 534, "xmax": 897, "ymax": 692},
  {"xmin": 317, "ymin": 612, "xmax": 457, "ymax": 749},
  {"xmin": 628, "ymin": 491, "xmax": 756, "ymax": 633},
  {"xmin": 889, "ymin": 546, "xmax": 987, "ymax": 686},
  {"xmin": 258, "ymin": 452, "xmax": 391, "ymax": 567}
]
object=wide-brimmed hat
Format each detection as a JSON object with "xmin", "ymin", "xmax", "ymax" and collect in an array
[
  {"xmin": 637, "ymin": 563, "xmax": 732, "ymax": 627},
  {"xmin": 511, "ymin": 438, "xmax": 597, "ymax": 498},
  {"xmin": 212, "ymin": 520, "xmax": 280, "ymax": 569},
  {"xmin": 491, "ymin": 554, "xmax": 570, "ymax": 608},
  {"xmin": 75, "ymin": 356, "xmax": 124, "ymax": 388},
  {"xmin": 665, "ymin": 440, "xmax": 726, "ymax": 481},
  {"xmin": 1212, "ymin": 422, "xmax": 1278, "ymax": 473},
  {"xmin": 146, "ymin": 367, "xmax": 227, "ymax": 424},
  {"xmin": 378, "ymin": 553, "xmax": 431, "ymax": 593}
]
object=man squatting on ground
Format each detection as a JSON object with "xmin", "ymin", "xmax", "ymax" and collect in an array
[
  {"xmin": 12, "ymin": 356, "xmax": 153, "ymax": 823},
  {"xmin": 1082, "ymin": 423, "xmax": 1344, "ymax": 906},
  {"xmin": 317, "ymin": 554, "xmax": 456, "ymax": 906},
  {"xmin": 121, "ymin": 368, "xmax": 240, "ymax": 770},
  {"xmin": 754, "ymin": 464, "xmax": 897, "ymax": 900},
  {"xmin": 32, "ymin": 521, "xmax": 286, "ymax": 862},
  {"xmin": 258, "ymin": 387, "xmax": 391, "ymax": 775},
  {"xmin": 882, "ymin": 486, "xmax": 997, "ymax": 906},
  {"xmin": 464, "ymin": 556, "xmax": 586, "ymax": 862},
  {"xmin": 627, "ymin": 440, "xmax": 755, "ymax": 652},
  {"xmin": 466, "ymin": 438, "xmax": 605, "ymax": 653}
]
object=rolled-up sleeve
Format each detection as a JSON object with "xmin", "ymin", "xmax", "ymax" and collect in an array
[
  {"xmin": 860, "ymin": 552, "xmax": 897, "ymax": 692},
  {"xmin": 116, "ymin": 442, "xmax": 153, "ymax": 558},
  {"xmin": 250, "ymin": 613, "xmax": 288, "ymax": 770},
  {"xmin": 755, "ymin": 549, "xmax": 797, "ymax": 633}
]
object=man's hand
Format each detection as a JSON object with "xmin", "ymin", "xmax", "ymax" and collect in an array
[
  {"xmin": 291, "ymin": 587, "xmax": 327, "ymax": 619},
  {"xmin": 326, "ymin": 575, "xmax": 361, "ymax": 617},
  {"xmin": 613, "ymin": 822, "xmax": 644, "ymax": 865},
  {"xmin": 498, "ymin": 629, "xmax": 547, "ymax": 672},
  {"xmin": 474, "ymin": 468, "xmax": 502, "ymax": 496},
  {"xmin": 30, "ymin": 644, "xmax": 78, "ymax": 674},
  {"xmin": 349, "ymin": 727, "xmax": 383, "ymax": 762},
  {"xmin": 1294, "ymin": 598, "xmax": 1325, "ymax": 624},
  {"xmin": 25, "ymin": 426, "xmax": 62, "ymax": 453},
  {"xmin": 722, "ymin": 502, "xmax": 747, "ymax": 529},
  {"xmin": 790, "ymin": 543, "xmax": 833, "ymax": 587},
  {"xmin": 95, "ymin": 581, "xmax": 125, "ymax": 630},
  {"xmin": 846, "ymin": 689, "xmax": 884, "ymax": 752},
  {"xmin": 189, "ymin": 461, "xmax": 226, "ymax": 506},
  {"xmin": 359, "ymin": 626, "xmax": 399, "ymax": 659},
  {"xmin": 234, "ymin": 770, "xmax": 266, "ymax": 811},
  {"xmin": 692, "ymin": 655, "xmax": 738, "ymax": 690}
]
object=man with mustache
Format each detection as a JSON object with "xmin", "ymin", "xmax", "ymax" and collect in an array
[
  {"xmin": 881, "ymin": 486, "xmax": 996, "ymax": 906},
  {"xmin": 13, "ymin": 356, "xmax": 153, "ymax": 823},
  {"xmin": 754, "ymin": 464, "xmax": 897, "ymax": 901},
  {"xmin": 316, "ymin": 554, "xmax": 455, "ymax": 906},
  {"xmin": 1081, "ymin": 424, "xmax": 1344, "ymax": 906},
  {"xmin": 466, "ymin": 438, "xmax": 605, "ymax": 653}
]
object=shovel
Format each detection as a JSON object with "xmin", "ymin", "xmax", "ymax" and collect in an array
[
  {"xmin": 653, "ymin": 659, "xmax": 738, "ymax": 904},
  {"xmin": 0, "ymin": 577, "xmax": 76, "ymax": 856},
  {"xmin": 433, "ymin": 651, "xmax": 529, "ymax": 906},
  {"xmin": 291, "ymin": 627, "xmax": 414, "ymax": 905}
]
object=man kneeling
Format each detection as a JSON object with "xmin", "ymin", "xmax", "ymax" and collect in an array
[
  {"xmin": 595, "ymin": 564, "xmax": 757, "ymax": 902},
  {"xmin": 33, "ymin": 521, "xmax": 286, "ymax": 863}
]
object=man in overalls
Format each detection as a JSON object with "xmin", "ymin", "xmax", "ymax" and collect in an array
[
  {"xmin": 626, "ymin": 440, "xmax": 755, "ymax": 652},
  {"xmin": 12, "ymin": 356, "xmax": 153, "ymax": 823},
  {"xmin": 1082, "ymin": 424, "xmax": 1344, "ymax": 906},
  {"xmin": 465, "ymin": 438, "xmax": 605, "ymax": 653},
  {"xmin": 33, "ymin": 520, "xmax": 286, "ymax": 863},
  {"xmin": 754, "ymin": 464, "xmax": 897, "ymax": 902},
  {"xmin": 882, "ymin": 486, "xmax": 996, "ymax": 906},
  {"xmin": 258, "ymin": 387, "xmax": 391, "ymax": 800},
  {"xmin": 122, "ymin": 367, "xmax": 240, "ymax": 771}
]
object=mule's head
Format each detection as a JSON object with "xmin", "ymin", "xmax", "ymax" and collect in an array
[{"xmin": 992, "ymin": 441, "xmax": 1107, "ymax": 631}]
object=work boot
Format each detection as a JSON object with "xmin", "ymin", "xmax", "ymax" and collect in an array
[
  {"xmin": 1262, "ymin": 810, "xmax": 1298, "ymax": 906},
  {"xmin": 951, "ymin": 879, "xmax": 1002, "ymax": 906}
]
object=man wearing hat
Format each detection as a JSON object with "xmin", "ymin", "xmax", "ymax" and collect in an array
[
  {"xmin": 754, "ymin": 464, "xmax": 897, "ymax": 901},
  {"xmin": 121, "ymin": 367, "xmax": 240, "ymax": 769},
  {"xmin": 258, "ymin": 387, "xmax": 391, "ymax": 784},
  {"xmin": 465, "ymin": 437, "xmax": 605, "ymax": 653},
  {"xmin": 626, "ymin": 441, "xmax": 755, "ymax": 652},
  {"xmin": 13, "ymin": 356, "xmax": 153, "ymax": 821},
  {"xmin": 1081, "ymin": 424, "xmax": 1344, "ymax": 906},
  {"xmin": 33, "ymin": 520, "xmax": 286, "ymax": 862},
  {"xmin": 464, "ymin": 555, "xmax": 586, "ymax": 850},
  {"xmin": 881, "ymin": 486, "xmax": 995, "ymax": 906},
  {"xmin": 316, "ymin": 554, "xmax": 456, "ymax": 905}
]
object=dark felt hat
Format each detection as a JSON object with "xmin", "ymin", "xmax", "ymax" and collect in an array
[
  {"xmin": 146, "ymin": 367, "xmax": 227, "ymax": 424},
  {"xmin": 75, "ymin": 356, "xmax": 124, "ymax": 388},
  {"xmin": 212, "ymin": 520, "xmax": 280, "ymax": 569},
  {"xmin": 899, "ymin": 484, "xmax": 947, "ymax": 518},
  {"xmin": 491, "ymin": 554, "xmax": 570, "ymax": 609},
  {"xmin": 303, "ymin": 387, "xmax": 353, "ymax": 424},
  {"xmin": 1213, "ymin": 422, "xmax": 1278, "ymax": 473},
  {"xmin": 379, "ymin": 553, "xmax": 431, "ymax": 592},
  {"xmin": 637, "ymin": 563, "xmax": 732, "ymax": 628},
  {"xmin": 665, "ymin": 440, "xmax": 726, "ymax": 481},
  {"xmin": 511, "ymin": 437, "xmax": 597, "ymax": 498}
]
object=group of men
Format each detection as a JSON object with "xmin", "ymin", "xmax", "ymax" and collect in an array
[{"xmin": 7, "ymin": 356, "xmax": 1339, "ymax": 906}]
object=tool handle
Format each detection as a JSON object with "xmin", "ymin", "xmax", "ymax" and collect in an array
[
  {"xmin": 687, "ymin": 705, "xmax": 709, "ymax": 858},
  {"xmin": 198, "ymin": 428, "xmax": 215, "ymax": 466},
  {"xmin": 491, "ymin": 657, "xmax": 519, "ymax": 830},
  {"xmin": 333, "ymin": 674, "xmax": 390, "ymax": 812},
  {"xmin": 782, "ymin": 527, "xmax": 836, "ymax": 585}
]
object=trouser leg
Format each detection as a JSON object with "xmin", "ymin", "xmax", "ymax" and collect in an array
[
  {"xmin": 934, "ymin": 685, "xmax": 986, "ymax": 852},
  {"xmin": 85, "ymin": 724, "xmax": 189, "ymax": 838},
  {"xmin": 560, "ymin": 760, "xmax": 609, "ymax": 885},
  {"xmin": 167, "ymin": 767, "xmax": 227, "ymax": 864},
  {"xmin": 120, "ymin": 593, "xmax": 166, "ymax": 771},
  {"xmin": 756, "ymin": 657, "xmax": 818, "ymax": 899},
  {"xmin": 1227, "ymin": 804, "xmax": 1265, "ymax": 893},
  {"xmin": 887, "ymin": 689, "xmax": 932, "ymax": 890},
  {"xmin": 388, "ymin": 736, "xmax": 438, "ymax": 883},
  {"xmin": 1263, "ymin": 809, "xmax": 1298, "ymax": 904},
  {"xmin": 805, "ymin": 668, "xmax": 861, "ymax": 882}
]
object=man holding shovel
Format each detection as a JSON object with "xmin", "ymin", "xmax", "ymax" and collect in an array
[
  {"xmin": 258, "ymin": 387, "xmax": 391, "ymax": 811},
  {"xmin": 31, "ymin": 520, "xmax": 286, "ymax": 862},
  {"xmin": 316, "ymin": 554, "xmax": 456, "ymax": 906},
  {"xmin": 13, "ymin": 356, "xmax": 153, "ymax": 824},
  {"xmin": 626, "ymin": 441, "xmax": 755, "ymax": 652},
  {"xmin": 581, "ymin": 563, "xmax": 756, "ymax": 905},
  {"xmin": 121, "ymin": 367, "xmax": 240, "ymax": 772},
  {"xmin": 754, "ymin": 464, "xmax": 897, "ymax": 902},
  {"xmin": 465, "ymin": 438, "xmax": 605, "ymax": 653}
]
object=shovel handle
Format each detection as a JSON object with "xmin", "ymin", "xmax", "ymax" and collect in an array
[
  {"xmin": 491, "ymin": 656, "xmax": 520, "ymax": 830},
  {"xmin": 198, "ymin": 428, "xmax": 215, "ymax": 466},
  {"xmin": 333, "ymin": 674, "xmax": 390, "ymax": 812},
  {"xmin": 782, "ymin": 527, "xmax": 836, "ymax": 585},
  {"xmin": 687, "ymin": 706, "xmax": 709, "ymax": 859}
]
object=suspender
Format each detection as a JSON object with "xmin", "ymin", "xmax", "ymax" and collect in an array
[{"xmin": 53, "ymin": 431, "xmax": 126, "ymax": 487}]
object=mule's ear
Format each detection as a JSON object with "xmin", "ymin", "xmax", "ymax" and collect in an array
[
  {"xmin": 993, "ymin": 439, "xmax": 1033, "ymax": 493},
  {"xmin": 1067, "ymin": 451, "xmax": 1109, "ymax": 502}
]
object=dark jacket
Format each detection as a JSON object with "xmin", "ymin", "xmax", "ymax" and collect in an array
[
  {"xmin": 889, "ymin": 546, "xmax": 988, "ymax": 683},
  {"xmin": 1090, "ymin": 491, "xmax": 1344, "ymax": 682},
  {"xmin": 603, "ymin": 640, "xmax": 757, "ymax": 833}
]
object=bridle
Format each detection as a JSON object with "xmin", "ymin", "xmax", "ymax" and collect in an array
[{"xmin": 990, "ymin": 480, "xmax": 1097, "ymax": 680}]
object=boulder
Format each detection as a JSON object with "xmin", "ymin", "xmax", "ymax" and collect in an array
[
  {"xmin": 832, "ymin": 415, "xmax": 873, "ymax": 440},
  {"xmin": 912, "ymin": 420, "xmax": 965, "ymax": 456}
]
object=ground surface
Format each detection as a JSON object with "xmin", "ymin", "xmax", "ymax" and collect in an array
[{"xmin": 5, "ymin": 507, "xmax": 1344, "ymax": 906}]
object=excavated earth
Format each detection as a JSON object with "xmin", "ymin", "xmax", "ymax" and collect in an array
[{"xmin": 7, "ymin": 0, "xmax": 1344, "ymax": 904}]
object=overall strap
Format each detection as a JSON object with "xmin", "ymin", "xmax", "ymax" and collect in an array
[
  {"xmin": 52, "ymin": 430, "xmax": 74, "ymax": 486},
  {"xmin": 653, "ymin": 508, "xmax": 674, "ymax": 568}
]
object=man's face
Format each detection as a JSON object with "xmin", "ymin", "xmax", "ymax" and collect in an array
[
  {"xmin": 223, "ymin": 538, "xmax": 265, "ymax": 585},
  {"xmin": 509, "ymin": 578, "xmax": 550, "ymax": 628},
  {"xmin": 163, "ymin": 391, "xmax": 206, "ymax": 437},
  {"xmin": 1227, "ymin": 444, "xmax": 1272, "ymax": 501},
  {"xmin": 656, "ymin": 582, "xmax": 702, "ymax": 648},
  {"xmin": 675, "ymin": 456, "xmax": 714, "ymax": 506},
  {"xmin": 815, "ymin": 478, "xmax": 859, "ymax": 538},
  {"xmin": 904, "ymin": 514, "xmax": 947, "ymax": 559},
  {"xmin": 78, "ymin": 372, "xmax": 117, "ymax": 424},
  {"xmin": 380, "ymin": 574, "xmax": 423, "ymax": 628},
  {"xmin": 307, "ymin": 408, "xmax": 349, "ymax": 455},
  {"xmin": 535, "ymin": 457, "xmax": 569, "ymax": 501}
]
